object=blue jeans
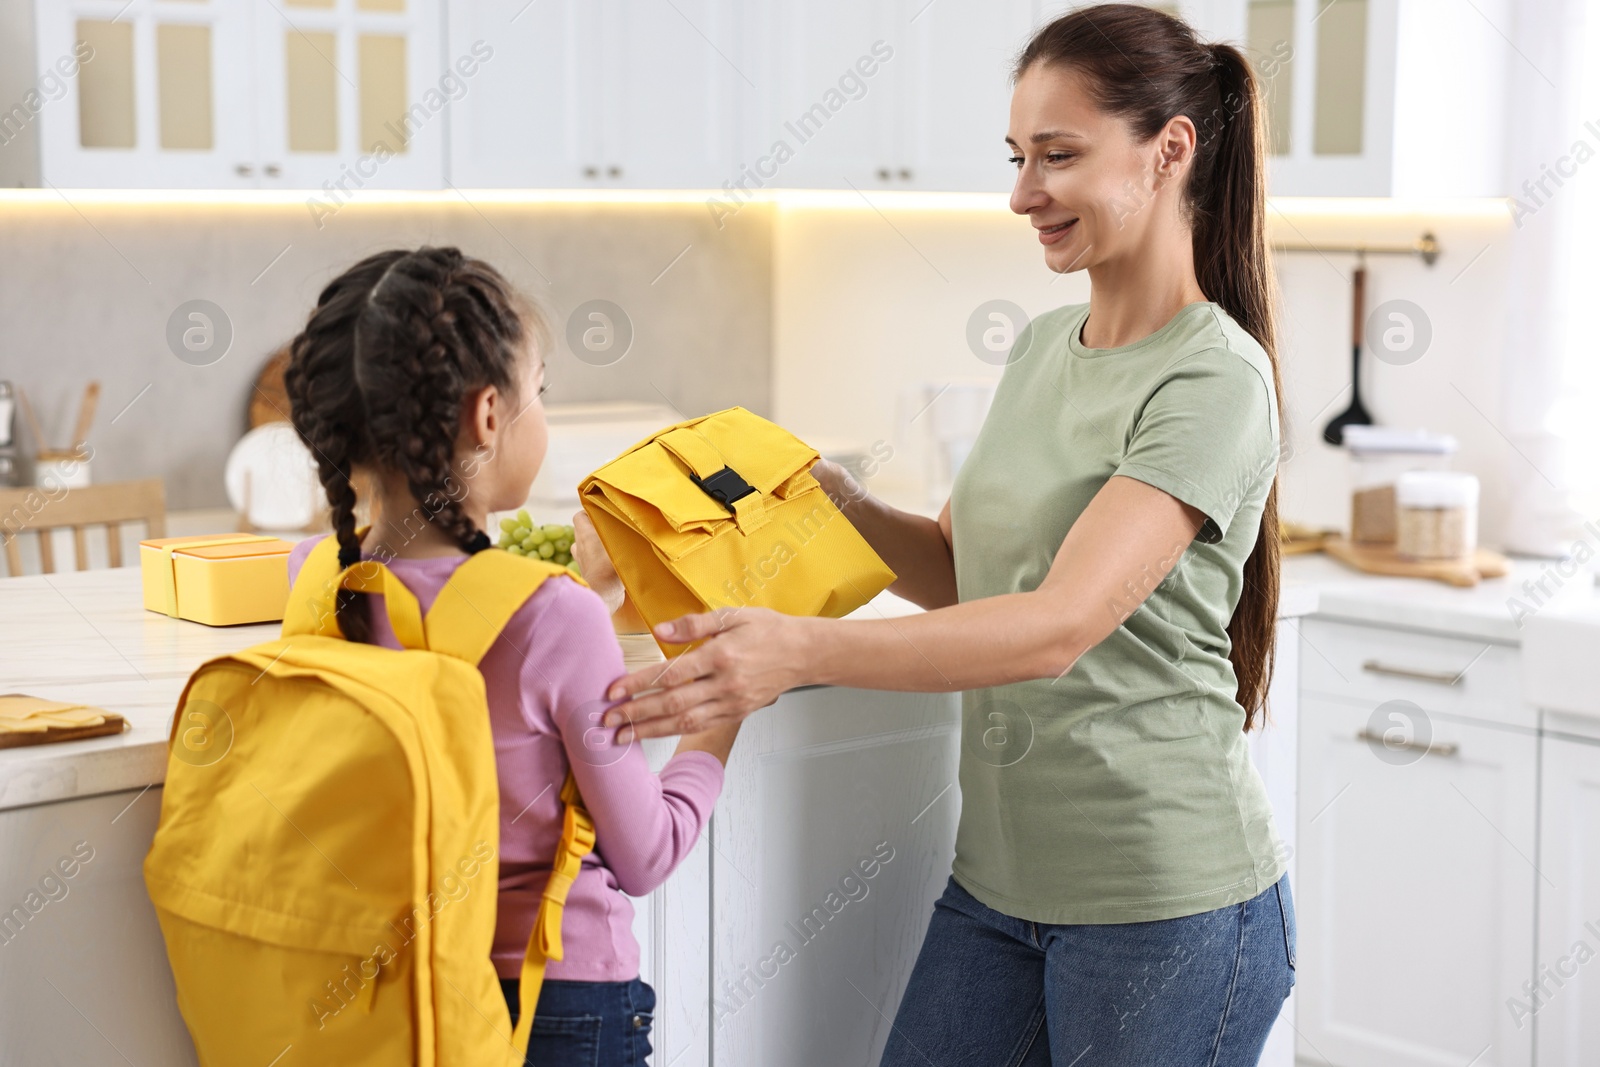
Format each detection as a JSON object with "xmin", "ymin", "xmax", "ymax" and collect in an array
[
  {"xmin": 500, "ymin": 976, "xmax": 656, "ymax": 1067},
  {"xmin": 880, "ymin": 874, "xmax": 1296, "ymax": 1067}
]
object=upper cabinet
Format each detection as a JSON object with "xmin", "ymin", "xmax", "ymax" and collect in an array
[
  {"xmin": 447, "ymin": 0, "xmax": 740, "ymax": 189},
  {"xmin": 14, "ymin": 0, "xmax": 1509, "ymax": 195},
  {"xmin": 740, "ymin": 0, "xmax": 1033, "ymax": 194},
  {"xmin": 1237, "ymin": 0, "xmax": 1509, "ymax": 197},
  {"xmin": 27, "ymin": 0, "xmax": 444, "ymax": 189},
  {"xmin": 31, "ymin": 0, "xmax": 256, "ymax": 187}
]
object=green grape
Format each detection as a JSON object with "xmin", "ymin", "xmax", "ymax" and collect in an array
[
  {"xmin": 512, "ymin": 525, "xmax": 531, "ymax": 542},
  {"xmin": 542, "ymin": 524, "xmax": 566, "ymax": 540},
  {"xmin": 519, "ymin": 533, "xmax": 537, "ymax": 549},
  {"xmin": 506, "ymin": 544, "xmax": 524, "ymax": 556},
  {"xmin": 499, "ymin": 517, "xmax": 519, "ymax": 533},
  {"xmin": 553, "ymin": 552, "xmax": 570, "ymax": 566},
  {"xmin": 554, "ymin": 537, "xmax": 572, "ymax": 553},
  {"xmin": 566, "ymin": 560, "xmax": 581, "ymax": 575},
  {"xmin": 526, "ymin": 528, "xmax": 548, "ymax": 545},
  {"xmin": 517, "ymin": 508, "xmax": 532, "ymax": 527},
  {"xmin": 537, "ymin": 541, "xmax": 556, "ymax": 559}
]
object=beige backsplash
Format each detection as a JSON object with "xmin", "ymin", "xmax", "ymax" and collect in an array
[{"xmin": 0, "ymin": 193, "xmax": 1515, "ymax": 550}]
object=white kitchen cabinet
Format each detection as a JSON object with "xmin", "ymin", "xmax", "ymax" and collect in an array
[
  {"xmin": 251, "ymin": 0, "xmax": 444, "ymax": 190},
  {"xmin": 711, "ymin": 684, "xmax": 961, "ymax": 1067},
  {"xmin": 0, "ymin": 786, "xmax": 198, "ymax": 1067},
  {"xmin": 33, "ymin": 0, "xmax": 256, "ymax": 187},
  {"xmin": 1297, "ymin": 692, "xmax": 1536, "ymax": 1067},
  {"xmin": 30, "ymin": 0, "xmax": 444, "ymax": 189},
  {"xmin": 447, "ymin": 0, "xmax": 740, "ymax": 189},
  {"xmin": 885, "ymin": 0, "xmax": 1036, "ymax": 193},
  {"xmin": 1250, "ymin": 617, "xmax": 1302, "ymax": 1067},
  {"xmin": 738, "ymin": 0, "xmax": 898, "ymax": 192},
  {"xmin": 742, "ymin": 0, "xmax": 1031, "ymax": 194},
  {"xmin": 1244, "ymin": 0, "xmax": 1510, "ymax": 197},
  {"xmin": 1531, "ymin": 719, "xmax": 1600, "ymax": 1067}
]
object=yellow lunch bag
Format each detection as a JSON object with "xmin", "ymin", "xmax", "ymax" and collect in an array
[
  {"xmin": 143, "ymin": 536, "xmax": 595, "ymax": 1066},
  {"xmin": 578, "ymin": 406, "xmax": 897, "ymax": 656}
]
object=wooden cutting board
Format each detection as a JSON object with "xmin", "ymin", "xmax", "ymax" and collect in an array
[
  {"xmin": 1322, "ymin": 536, "xmax": 1511, "ymax": 587},
  {"xmin": 0, "ymin": 713, "xmax": 128, "ymax": 749}
]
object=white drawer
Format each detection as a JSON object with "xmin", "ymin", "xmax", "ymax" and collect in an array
[{"xmin": 1299, "ymin": 618, "xmax": 1528, "ymax": 729}]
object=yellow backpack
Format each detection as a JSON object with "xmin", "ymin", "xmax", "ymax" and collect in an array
[{"xmin": 144, "ymin": 536, "xmax": 595, "ymax": 1066}]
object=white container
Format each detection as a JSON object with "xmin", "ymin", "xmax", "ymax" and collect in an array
[
  {"xmin": 1395, "ymin": 470, "xmax": 1479, "ymax": 561},
  {"xmin": 1344, "ymin": 426, "xmax": 1457, "ymax": 544},
  {"xmin": 34, "ymin": 449, "xmax": 91, "ymax": 489}
]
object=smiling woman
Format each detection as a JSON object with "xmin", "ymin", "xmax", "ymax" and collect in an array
[{"xmin": 576, "ymin": 4, "xmax": 1295, "ymax": 1064}]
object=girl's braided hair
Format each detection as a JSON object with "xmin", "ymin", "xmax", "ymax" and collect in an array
[{"xmin": 284, "ymin": 246, "xmax": 537, "ymax": 644}]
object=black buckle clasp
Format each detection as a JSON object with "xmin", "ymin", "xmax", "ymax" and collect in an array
[{"xmin": 689, "ymin": 466, "xmax": 757, "ymax": 511}]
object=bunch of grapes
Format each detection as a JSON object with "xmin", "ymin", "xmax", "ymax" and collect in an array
[{"xmin": 498, "ymin": 509, "xmax": 581, "ymax": 575}]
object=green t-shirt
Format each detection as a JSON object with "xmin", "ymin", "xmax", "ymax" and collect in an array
[{"xmin": 948, "ymin": 300, "xmax": 1286, "ymax": 924}]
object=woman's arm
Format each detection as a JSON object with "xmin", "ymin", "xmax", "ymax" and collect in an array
[
  {"xmin": 601, "ymin": 475, "xmax": 1207, "ymax": 740},
  {"xmin": 813, "ymin": 458, "xmax": 958, "ymax": 610}
]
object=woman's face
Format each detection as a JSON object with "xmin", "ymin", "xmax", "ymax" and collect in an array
[{"xmin": 1007, "ymin": 63, "xmax": 1180, "ymax": 274}]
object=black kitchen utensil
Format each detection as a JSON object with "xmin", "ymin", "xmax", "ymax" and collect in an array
[{"xmin": 1321, "ymin": 262, "xmax": 1373, "ymax": 446}]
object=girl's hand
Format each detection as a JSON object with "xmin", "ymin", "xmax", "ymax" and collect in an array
[
  {"xmin": 571, "ymin": 511, "xmax": 626, "ymax": 615},
  {"xmin": 602, "ymin": 607, "xmax": 810, "ymax": 742}
]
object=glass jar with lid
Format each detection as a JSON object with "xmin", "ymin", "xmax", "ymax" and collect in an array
[
  {"xmin": 1396, "ymin": 471, "xmax": 1479, "ymax": 560},
  {"xmin": 1343, "ymin": 426, "xmax": 1457, "ymax": 544}
]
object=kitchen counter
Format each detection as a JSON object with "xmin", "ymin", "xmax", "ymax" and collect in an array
[
  {"xmin": 0, "ymin": 559, "xmax": 1330, "ymax": 814},
  {"xmin": 1281, "ymin": 550, "xmax": 1596, "ymax": 645}
]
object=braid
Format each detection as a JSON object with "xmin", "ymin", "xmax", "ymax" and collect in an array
[
  {"xmin": 284, "ymin": 250, "xmax": 407, "ymax": 645},
  {"xmin": 285, "ymin": 246, "xmax": 534, "ymax": 644},
  {"xmin": 355, "ymin": 247, "xmax": 527, "ymax": 559}
]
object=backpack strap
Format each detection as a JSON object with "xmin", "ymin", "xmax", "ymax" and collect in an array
[
  {"xmin": 511, "ymin": 770, "xmax": 596, "ymax": 1055},
  {"xmin": 423, "ymin": 549, "xmax": 585, "ymax": 667},
  {"xmin": 281, "ymin": 537, "xmax": 427, "ymax": 649},
  {"xmin": 425, "ymin": 550, "xmax": 600, "ymax": 1054}
]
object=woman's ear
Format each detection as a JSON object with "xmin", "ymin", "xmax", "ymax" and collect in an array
[{"xmin": 1154, "ymin": 114, "xmax": 1198, "ymax": 184}]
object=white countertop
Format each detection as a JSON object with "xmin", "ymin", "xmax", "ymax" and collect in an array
[
  {"xmin": 1, "ymin": 552, "xmax": 1578, "ymax": 813},
  {"xmin": 1280, "ymin": 551, "xmax": 1595, "ymax": 645}
]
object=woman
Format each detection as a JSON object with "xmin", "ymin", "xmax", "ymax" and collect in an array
[{"xmin": 574, "ymin": 5, "xmax": 1294, "ymax": 1063}]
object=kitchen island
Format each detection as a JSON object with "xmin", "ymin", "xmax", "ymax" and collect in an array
[{"xmin": 0, "ymin": 563, "xmax": 1318, "ymax": 1067}]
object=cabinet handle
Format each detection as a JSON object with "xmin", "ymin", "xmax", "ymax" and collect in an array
[
  {"xmin": 1356, "ymin": 729, "xmax": 1461, "ymax": 758},
  {"xmin": 898, "ymin": 167, "xmax": 913, "ymax": 180},
  {"xmin": 876, "ymin": 167, "xmax": 891, "ymax": 181},
  {"xmin": 583, "ymin": 166, "xmax": 599, "ymax": 179},
  {"xmin": 1361, "ymin": 659, "xmax": 1462, "ymax": 686},
  {"xmin": 235, "ymin": 163, "xmax": 254, "ymax": 177},
  {"xmin": 264, "ymin": 163, "xmax": 282, "ymax": 178},
  {"xmin": 607, "ymin": 165, "xmax": 622, "ymax": 178}
]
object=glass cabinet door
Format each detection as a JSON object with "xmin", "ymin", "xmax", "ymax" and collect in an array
[
  {"xmin": 252, "ymin": 0, "xmax": 442, "ymax": 190},
  {"xmin": 37, "ymin": 0, "xmax": 255, "ymax": 186}
]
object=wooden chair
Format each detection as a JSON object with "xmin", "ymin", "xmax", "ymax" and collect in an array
[{"xmin": 0, "ymin": 478, "xmax": 167, "ymax": 576}]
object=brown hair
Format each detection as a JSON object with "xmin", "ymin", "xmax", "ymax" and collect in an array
[
  {"xmin": 1015, "ymin": 4, "xmax": 1283, "ymax": 728},
  {"xmin": 283, "ymin": 246, "xmax": 535, "ymax": 644}
]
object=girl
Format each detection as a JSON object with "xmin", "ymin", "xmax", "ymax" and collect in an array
[
  {"xmin": 577, "ymin": 5, "xmax": 1295, "ymax": 1064},
  {"xmin": 283, "ymin": 246, "xmax": 738, "ymax": 1066}
]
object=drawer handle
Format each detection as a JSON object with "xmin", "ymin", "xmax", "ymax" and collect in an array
[
  {"xmin": 1361, "ymin": 659, "xmax": 1462, "ymax": 686},
  {"xmin": 1356, "ymin": 729, "xmax": 1460, "ymax": 758}
]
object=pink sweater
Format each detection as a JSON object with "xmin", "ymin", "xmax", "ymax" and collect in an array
[{"xmin": 288, "ymin": 538, "xmax": 724, "ymax": 981}]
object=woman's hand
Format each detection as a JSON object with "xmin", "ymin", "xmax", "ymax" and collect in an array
[{"xmin": 601, "ymin": 607, "xmax": 811, "ymax": 742}]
